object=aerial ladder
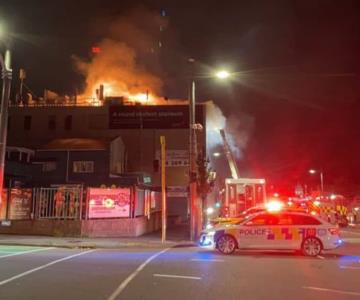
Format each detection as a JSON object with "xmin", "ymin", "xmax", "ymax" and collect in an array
[
  {"xmin": 220, "ymin": 129, "xmax": 240, "ymax": 179},
  {"xmin": 219, "ymin": 129, "xmax": 266, "ymax": 216}
]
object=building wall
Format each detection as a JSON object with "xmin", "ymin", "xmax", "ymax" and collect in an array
[
  {"xmin": 34, "ymin": 150, "xmax": 110, "ymax": 186},
  {"xmin": 8, "ymin": 104, "xmax": 206, "ymax": 219}
]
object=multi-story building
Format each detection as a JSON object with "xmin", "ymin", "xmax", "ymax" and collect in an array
[{"xmin": 7, "ymin": 101, "xmax": 206, "ymax": 220}]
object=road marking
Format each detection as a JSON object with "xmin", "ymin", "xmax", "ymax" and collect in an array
[
  {"xmin": 340, "ymin": 266, "xmax": 360, "ymax": 270},
  {"xmin": 107, "ymin": 248, "xmax": 171, "ymax": 300},
  {"xmin": 190, "ymin": 258, "xmax": 224, "ymax": 262},
  {"xmin": 0, "ymin": 247, "xmax": 54, "ymax": 259},
  {"xmin": 316, "ymin": 255, "xmax": 325, "ymax": 260},
  {"xmin": 303, "ymin": 286, "xmax": 360, "ymax": 296},
  {"xmin": 153, "ymin": 274, "xmax": 202, "ymax": 280},
  {"xmin": 0, "ymin": 249, "xmax": 95, "ymax": 286}
]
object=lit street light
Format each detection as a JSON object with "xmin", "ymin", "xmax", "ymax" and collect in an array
[
  {"xmin": 215, "ymin": 70, "xmax": 230, "ymax": 79},
  {"xmin": 188, "ymin": 62, "xmax": 231, "ymax": 241},
  {"xmin": 213, "ymin": 152, "xmax": 221, "ymax": 157},
  {"xmin": 309, "ymin": 169, "xmax": 324, "ymax": 199}
]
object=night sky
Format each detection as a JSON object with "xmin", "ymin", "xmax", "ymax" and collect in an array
[{"xmin": 1, "ymin": 0, "xmax": 360, "ymax": 195}]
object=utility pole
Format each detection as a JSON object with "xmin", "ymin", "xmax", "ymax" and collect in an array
[
  {"xmin": 160, "ymin": 136, "xmax": 167, "ymax": 243},
  {"xmin": 189, "ymin": 80, "xmax": 198, "ymax": 241},
  {"xmin": 0, "ymin": 50, "xmax": 12, "ymax": 214}
]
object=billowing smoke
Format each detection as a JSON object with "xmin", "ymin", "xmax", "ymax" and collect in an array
[
  {"xmin": 73, "ymin": 7, "xmax": 168, "ymax": 104},
  {"xmin": 206, "ymin": 101, "xmax": 254, "ymax": 161}
]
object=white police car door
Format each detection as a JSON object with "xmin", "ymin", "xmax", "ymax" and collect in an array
[{"xmin": 240, "ymin": 213, "xmax": 281, "ymax": 249}]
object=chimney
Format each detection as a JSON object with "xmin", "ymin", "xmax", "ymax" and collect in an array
[{"xmin": 99, "ymin": 84, "xmax": 104, "ymax": 101}]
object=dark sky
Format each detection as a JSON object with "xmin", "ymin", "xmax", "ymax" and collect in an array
[{"xmin": 1, "ymin": 0, "xmax": 360, "ymax": 195}]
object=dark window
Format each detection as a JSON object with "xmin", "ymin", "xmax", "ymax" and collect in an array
[
  {"xmin": 9, "ymin": 151, "xmax": 20, "ymax": 161},
  {"xmin": 64, "ymin": 115, "xmax": 72, "ymax": 130},
  {"xmin": 48, "ymin": 115, "xmax": 56, "ymax": 130},
  {"xmin": 20, "ymin": 152, "xmax": 28, "ymax": 163},
  {"xmin": 7, "ymin": 116, "xmax": 10, "ymax": 131},
  {"xmin": 24, "ymin": 115, "xmax": 32, "ymax": 130},
  {"xmin": 290, "ymin": 214, "xmax": 322, "ymax": 225},
  {"xmin": 246, "ymin": 213, "xmax": 279, "ymax": 226}
]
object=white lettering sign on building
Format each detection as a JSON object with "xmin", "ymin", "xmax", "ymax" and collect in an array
[{"xmin": 155, "ymin": 150, "xmax": 189, "ymax": 167}]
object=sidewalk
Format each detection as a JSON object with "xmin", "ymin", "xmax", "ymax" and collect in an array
[{"xmin": 0, "ymin": 225, "xmax": 194, "ymax": 249}]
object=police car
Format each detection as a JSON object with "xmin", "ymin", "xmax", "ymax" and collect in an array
[{"xmin": 199, "ymin": 211, "xmax": 343, "ymax": 256}]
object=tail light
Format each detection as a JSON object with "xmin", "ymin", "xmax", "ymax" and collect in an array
[{"xmin": 328, "ymin": 228, "xmax": 339, "ymax": 235}]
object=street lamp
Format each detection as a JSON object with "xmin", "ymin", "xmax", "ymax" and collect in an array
[
  {"xmin": 0, "ymin": 31, "xmax": 13, "ymax": 216},
  {"xmin": 309, "ymin": 169, "xmax": 324, "ymax": 199},
  {"xmin": 215, "ymin": 70, "xmax": 230, "ymax": 79},
  {"xmin": 189, "ymin": 64, "xmax": 230, "ymax": 241}
]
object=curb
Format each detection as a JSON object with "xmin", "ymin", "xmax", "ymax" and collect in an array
[{"xmin": 0, "ymin": 240, "xmax": 195, "ymax": 250}]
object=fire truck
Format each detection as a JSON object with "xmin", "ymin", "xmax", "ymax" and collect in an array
[{"xmin": 220, "ymin": 129, "xmax": 267, "ymax": 217}]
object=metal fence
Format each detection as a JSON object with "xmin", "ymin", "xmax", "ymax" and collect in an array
[{"xmin": 32, "ymin": 187, "xmax": 83, "ymax": 220}]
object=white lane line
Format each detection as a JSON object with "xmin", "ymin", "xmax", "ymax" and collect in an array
[
  {"xmin": 316, "ymin": 255, "xmax": 325, "ymax": 260},
  {"xmin": 107, "ymin": 248, "xmax": 171, "ymax": 300},
  {"xmin": 0, "ymin": 247, "xmax": 54, "ymax": 259},
  {"xmin": 303, "ymin": 286, "xmax": 360, "ymax": 296},
  {"xmin": 340, "ymin": 266, "xmax": 360, "ymax": 270},
  {"xmin": 0, "ymin": 249, "xmax": 95, "ymax": 286},
  {"xmin": 153, "ymin": 274, "xmax": 202, "ymax": 280},
  {"xmin": 190, "ymin": 258, "xmax": 224, "ymax": 262}
]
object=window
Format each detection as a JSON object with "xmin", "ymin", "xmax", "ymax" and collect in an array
[
  {"xmin": 24, "ymin": 115, "xmax": 32, "ymax": 130},
  {"xmin": 245, "ymin": 213, "xmax": 279, "ymax": 226},
  {"xmin": 290, "ymin": 214, "xmax": 322, "ymax": 225},
  {"xmin": 48, "ymin": 115, "xmax": 56, "ymax": 130},
  {"xmin": 9, "ymin": 151, "xmax": 20, "ymax": 161},
  {"xmin": 42, "ymin": 162, "xmax": 57, "ymax": 172},
  {"xmin": 73, "ymin": 161, "xmax": 94, "ymax": 173},
  {"xmin": 64, "ymin": 115, "xmax": 72, "ymax": 130}
]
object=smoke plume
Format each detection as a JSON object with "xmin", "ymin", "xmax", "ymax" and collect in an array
[
  {"xmin": 206, "ymin": 101, "xmax": 255, "ymax": 160},
  {"xmin": 73, "ymin": 7, "xmax": 168, "ymax": 103}
]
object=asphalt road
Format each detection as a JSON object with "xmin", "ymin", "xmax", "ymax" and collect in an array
[{"xmin": 0, "ymin": 231, "xmax": 359, "ymax": 300}]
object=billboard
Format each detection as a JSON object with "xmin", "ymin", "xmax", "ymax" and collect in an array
[
  {"xmin": 8, "ymin": 189, "xmax": 32, "ymax": 220},
  {"xmin": 109, "ymin": 105, "xmax": 204, "ymax": 129},
  {"xmin": 88, "ymin": 188, "xmax": 131, "ymax": 219}
]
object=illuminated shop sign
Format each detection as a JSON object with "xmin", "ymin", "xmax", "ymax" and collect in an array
[{"xmin": 88, "ymin": 188, "xmax": 130, "ymax": 218}]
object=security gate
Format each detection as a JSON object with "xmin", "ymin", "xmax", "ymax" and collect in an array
[{"xmin": 33, "ymin": 187, "xmax": 83, "ymax": 219}]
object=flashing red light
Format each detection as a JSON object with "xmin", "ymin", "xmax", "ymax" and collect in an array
[
  {"xmin": 328, "ymin": 228, "xmax": 339, "ymax": 235},
  {"xmin": 91, "ymin": 46, "xmax": 101, "ymax": 54}
]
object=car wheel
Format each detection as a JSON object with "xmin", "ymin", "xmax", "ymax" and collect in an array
[
  {"xmin": 217, "ymin": 234, "xmax": 237, "ymax": 254},
  {"xmin": 301, "ymin": 237, "xmax": 322, "ymax": 256}
]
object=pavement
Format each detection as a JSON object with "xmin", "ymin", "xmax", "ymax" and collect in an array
[
  {"xmin": 0, "ymin": 224, "xmax": 193, "ymax": 249},
  {"xmin": 0, "ymin": 230, "xmax": 359, "ymax": 300}
]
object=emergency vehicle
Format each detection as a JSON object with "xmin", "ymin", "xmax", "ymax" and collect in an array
[
  {"xmin": 219, "ymin": 129, "xmax": 267, "ymax": 217},
  {"xmin": 199, "ymin": 211, "xmax": 343, "ymax": 256}
]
